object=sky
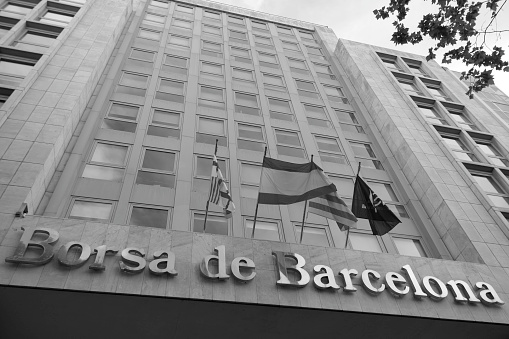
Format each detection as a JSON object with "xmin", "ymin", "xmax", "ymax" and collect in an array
[{"xmin": 208, "ymin": 0, "xmax": 509, "ymax": 96}]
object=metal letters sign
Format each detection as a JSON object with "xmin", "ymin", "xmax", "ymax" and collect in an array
[{"xmin": 4, "ymin": 227, "xmax": 506, "ymax": 307}]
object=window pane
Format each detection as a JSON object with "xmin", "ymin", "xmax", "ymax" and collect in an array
[
  {"xmin": 443, "ymin": 137, "xmax": 465, "ymax": 151},
  {"xmin": 139, "ymin": 29, "xmax": 161, "ymax": 40},
  {"xmin": 102, "ymin": 119, "xmax": 136, "ymax": 133},
  {"xmin": 136, "ymin": 171, "xmax": 175, "ymax": 188},
  {"xmin": 239, "ymin": 124, "xmax": 263, "ymax": 141},
  {"xmin": 330, "ymin": 177, "xmax": 354, "ymax": 197},
  {"xmin": 131, "ymin": 49, "xmax": 154, "ymax": 61},
  {"xmin": 82, "ymin": 165, "xmax": 124, "ymax": 181},
  {"xmin": 199, "ymin": 118, "xmax": 224, "ymax": 135},
  {"xmin": 130, "ymin": 207, "xmax": 168, "ymax": 228},
  {"xmin": 368, "ymin": 182, "xmax": 398, "ymax": 202},
  {"xmin": 91, "ymin": 144, "xmax": 128, "ymax": 166},
  {"xmin": 173, "ymin": 19, "xmax": 193, "ymax": 29},
  {"xmin": 269, "ymin": 98, "xmax": 291, "ymax": 113},
  {"xmin": 245, "ymin": 220, "xmax": 279, "ymax": 241},
  {"xmin": 120, "ymin": 73, "xmax": 148, "ymax": 88},
  {"xmin": 276, "ymin": 130, "xmax": 300, "ymax": 146},
  {"xmin": 165, "ymin": 55, "xmax": 187, "ymax": 67},
  {"xmin": 142, "ymin": 150, "xmax": 175, "ymax": 172},
  {"xmin": 263, "ymin": 73, "xmax": 284, "ymax": 86},
  {"xmin": 201, "ymin": 87, "xmax": 223, "ymax": 101},
  {"xmin": 472, "ymin": 175, "xmax": 503, "ymax": 194},
  {"xmin": 241, "ymin": 163, "xmax": 261, "ymax": 185},
  {"xmin": 488, "ymin": 195, "xmax": 509, "ymax": 209},
  {"xmin": 393, "ymin": 238, "xmax": 426, "ymax": 257},
  {"xmin": 108, "ymin": 103, "xmax": 139, "ymax": 121},
  {"xmin": 295, "ymin": 80, "xmax": 315, "ymax": 91},
  {"xmin": 193, "ymin": 214, "xmax": 228, "ymax": 235},
  {"xmin": 152, "ymin": 110, "xmax": 179, "ymax": 127},
  {"xmin": 350, "ymin": 143, "xmax": 376, "ymax": 158},
  {"xmin": 315, "ymin": 137, "xmax": 341, "ymax": 153},
  {"xmin": 295, "ymin": 226, "xmax": 329, "ymax": 246},
  {"xmin": 232, "ymin": 68, "xmax": 253, "ymax": 81},
  {"xmin": 236, "ymin": 92, "xmax": 258, "ymax": 107},
  {"xmin": 0, "ymin": 60, "xmax": 32, "ymax": 77},
  {"xmin": 277, "ymin": 145, "xmax": 305, "ymax": 158},
  {"xmin": 350, "ymin": 233, "xmax": 382, "ymax": 252},
  {"xmin": 147, "ymin": 125, "xmax": 180, "ymax": 139},
  {"xmin": 70, "ymin": 201, "xmax": 112, "ymax": 220},
  {"xmin": 196, "ymin": 157, "xmax": 226, "ymax": 177},
  {"xmin": 477, "ymin": 144, "xmax": 499, "ymax": 157},
  {"xmin": 159, "ymin": 79, "xmax": 184, "ymax": 94}
]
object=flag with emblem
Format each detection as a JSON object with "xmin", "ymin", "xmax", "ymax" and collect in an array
[
  {"xmin": 351, "ymin": 175, "xmax": 400, "ymax": 235},
  {"xmin": 208, "ymin": 154, "xmax": 235, "ymax": 218}
]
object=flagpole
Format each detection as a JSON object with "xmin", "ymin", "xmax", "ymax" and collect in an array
[
  {"xmin": 203, "ymin": 139, "xmax": 219, "ymax": 232},
  {"xmin": 251, "ymin": 146, "xmax": 267, "ymax": 238},
  {"xmin": 298, "ymin": 155, "xmax": 314, "ymax": 243},
  {"xmin": 345, "ymin": 162, "xmax": 362, "ymax": 248}
]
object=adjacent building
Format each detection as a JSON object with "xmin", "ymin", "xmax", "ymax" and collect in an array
[{"xmin": 1, "ymin": 0, "xmax": 509, "ymax": 337}]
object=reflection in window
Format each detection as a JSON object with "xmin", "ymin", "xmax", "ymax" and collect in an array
[
  {"xmin": 69, "ymin": 200, "xmax": 112, "ymax": 221},
  {"xmin": 130, "ymin": 206, "xmax": 169, "ymax": 229},
  {"xmin": 393, "ymin": 238, "xmax": 426, "ymax": 257},
  {"xmin": 136, "ymin": 150, "xmax": 176, "ymax": 188},
  {"xmin": 82, "ymin": 164, "xmax": 124, "ymax": 181},
  {"xmin": 91, "ymin": 143, "xmax": 128, "ymax": 166},
  {"xmin": 245, "ymin": 220, "xmax": 279, "ymax": 241},
  {"xmin": 350, "ymin": 233, "xmax": 383, "ymax": 252},
  {"xmin": 193, "ymin": 213, "xmax": 228, "ymax": 235}
]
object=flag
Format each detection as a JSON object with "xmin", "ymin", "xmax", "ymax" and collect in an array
[
  {"xmin": 258, "ymin": 157, "xmax": 336, "ymax": 205},
  {"xmin": 208, "ymin": 155, "xmax": 235, "ymax": 218},
  {"xmin": 309, "ymin": 192, "xmax": 357, "ymax": 231},
  {"xmin": 351, "ymin": 175, "xmax": 401, "ymax": 235}
]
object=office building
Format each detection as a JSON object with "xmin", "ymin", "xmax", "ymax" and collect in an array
[{"xmin": 0, "ymin": 0, "xmax": 509, "ymax": 337}]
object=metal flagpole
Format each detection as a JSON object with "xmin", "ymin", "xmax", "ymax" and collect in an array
[
  {"xmin": 345, "ymin": 162, "xmax": 362, "ymax": 248},
  {"xmin": 251, "ymin": 147, "xmax": 267, "ymax": 238},
  {"xmin": 203, "ymin": 139, "xmax": 219, "ymax": 232},
  {"xmin": 299, "ymin": 155, "xmax": 313, "ymax": 243}
]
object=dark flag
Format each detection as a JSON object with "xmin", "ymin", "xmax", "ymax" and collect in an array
[{"xmin": 352, "ymin": 175, "xmax": 400, "ymax": 235}]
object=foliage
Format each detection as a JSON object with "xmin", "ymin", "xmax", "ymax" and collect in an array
[{"xmin": 374, "ymin": 0, "xmax": 509, "ymax": 97}]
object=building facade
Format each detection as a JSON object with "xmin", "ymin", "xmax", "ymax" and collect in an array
[{"xmin": 1, "ymin": 0, "xmax": 509, "ymax": 337}]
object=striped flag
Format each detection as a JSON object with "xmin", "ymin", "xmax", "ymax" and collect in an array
[
  {"xmin": 309, "ymin": 192, "xmax": 357, "ymax": 231},
  {"xmin": 258, "ymin": 157, "xmax": 336, "ymax": 205},
  {"xmin": 208, "ymin": 155, "xmax": 235, "ymax": 218}
]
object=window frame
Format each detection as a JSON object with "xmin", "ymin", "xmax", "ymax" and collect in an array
[
  {"xmin": 244, "ymin": 217, "xmax": 281, "ymax": 241},
  {"xmin": 274, "ymin": 128, "xmax": 306, "ymax": 159},
  {"xmin": 193, "ymin": 210, "xmax": 230, "ymax": 235},
  {"xmin": 196, "ymin": 115, "xmax": 227, "ymax": 146},
  {"xmin": 237, "ymin": 123, "xmax": 265, "ymax": 153},
  {"xmin": 68, "ymin": 198, "xmax": 115, "ymax": 222},
  {"xmin": 135, "ymin": 148, "xmax": 177, "ymax": 189},
  {"xmin": 147, "ymin": 108, "xmax": 181, "ymax": 140},
  {"xmin": 128, "ymin": 204, "xmax": 171, "ymax": 229},
  {"xmin": 294, "ymin": 222, "xmax": 333, "ymax": 247},
  {"xmin": 348, "ymin": 141, "xmax": 384, "ymax": 170},
  {"xmin": 334, "ymin": 109, "xmax": 365, "ymax": 134},
  {"xmin": 268, "ymin": 97, "xmax": 294, "ymax": 121},
  {"xmin": 198, "ymin": 85, "xmax": 225, "ymax": 109},
  {"xmin": 234, "ymin": 91, "xmax": 260, "ymax": 116},
  {"xmin": 314, "ymin": 134, "xmax": 347, "ymax": 165}
]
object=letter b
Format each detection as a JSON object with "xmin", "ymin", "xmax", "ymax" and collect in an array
[
  {"xmin": 272, "ymin": 251, "xmax": 310, "ymax": 287},
  {"xmin": 6, "ymin": 227, "xmax": 59, "ymax": 265}
]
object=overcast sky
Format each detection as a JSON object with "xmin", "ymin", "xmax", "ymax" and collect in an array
[{"xmin": 212, "ymin": 0, "xmax": 509, "ymax": 96}]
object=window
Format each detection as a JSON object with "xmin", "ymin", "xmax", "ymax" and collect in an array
[
  {"xmin": 378, "ymin": 53, "xmax": 402, "ymax": 72},
  {"xmin": 155, "ymin": 78, "xmax": 185, "ymax": 103},
  {"xmin": 193, "ymin": 212, "xmax": 228, "ymax": 235},
  {"xmin": 203, "ymin": 10, "xmax": 221, "ymax": 21},
  {"xmin": 136, "ymin": 149, "xmax": 176, "ymax": 188},
  {"xmin": 447, "ymin": 108, "xmax": 478, "ymax": 130},
  {"xmin": 0, "ymin": 17, "xmax": 17, "ymax": 39},
  {"xmin": 172, "ymin": 18, "xmax": 193, "ymax": 30},
  {"xmin": 0, "ymin": 53, "xmax": 39, "ymax": 87},
  {"xmin": 304, "ymin": 104, "xmax": 331, "ymax": 128},
  {"xmin": 229, "ymin": 29, "xmax": 248, "ymax": 44},
  {"xmin": 240, "ymin": 162, "xmax": 261, "ymax": 199},
  {"xmin": 313, "ymin": 63, "xmax": 336, "ymax": 80},
  {"xmin": 397, "ymin": 77, "xmax": 423, "ymax": 96},
  {"xmin": 306, "ymin": 45, "xmax": 323, "ymax": 57},
  {"xmin": 232, "ymin": 68, "xmax": 255, "ymax": 84},
  {"xmin": 254, "ymin": 35, "xmax": 273, "ymax": 48},
  {"xmin": 282, "ymin": 40, "xmax": 300, "ymax": 52},
  {"xmin": 139, "ymin": 28, "xmax": 161, "ymax": 41},
  {"xmin": 69, "ymin": 200, "xmax": 113, "ymax": 221},
  {"xmin": 258, "ymin": 52, "xmax": 278, "ymax": 69},
  {"xmin": 55, "ymin": 0, "xmax": 86, "ymax": 6},
  {"xmin": 163, "ymin": 55, "xmax": 188, "ymax": 75},
  {"xmin": 475, "ymin": 140, "xmax": 508, "ymax": 167},
  {"xmin": 12, "ymin": 30, "xmax": 58, "ymax": 54},
  {"xmin": 315, "ymin": 135, "xmax": 347, "ymax": 165},
  {"xmin": 196, "ymin": 117, "xmax": 227, "ymax": 146},
  {"xmin": 417, "ymin": 104, "xmax": 447, "ymax": 125},
  {"xmin": 275, "ymin": 129, "xmax": 305, "ymax": 158},
  {"xmin": 393, "ymin": 237, "xmax": 427, "ymax": 257},
  {"xmin": 425, "ymin": 83, "xmax": 450, "ymax": 101},
  {"xmin": 366, "ymin": 182, "xmax": 409, "ymax": 220},
  {"xmin": 295, "ymin": 79, "xmax": 319, "ymax": 99},
  {"xmin": 245, "ymin": 219, "xmax": 280, "ymax": 241},
  {"xmin": 199, "ymin": 86, "xmax": 224, "ymax": 109},
  {"xmin": 101, "ymin": 102, "xmax": 138, "ymax": 134},
  {"xmin": 349, "ymin": 142, "xmax": 383, "ymax": 170},
  {"xmin": 175, "ymin": 4, "xmax": 193, "ymax": 13},
  {"xmin": 288, "ymin": 58, "xmax": 309, "ymax": 75},
  {"xmin": 228, "ymin": 15, "xmax": 244, "ymax": 27},
  {"xmin": 203, "ymin": 24, "xmax": 221, "ymax": 37},
  {"xmin": 230, "ymin": 47, "xmax": 251, "ymax": 64},
  {"xmin": 0, "ymin": 87, "xmax": 13, "ymax": 109},
  {"xmin": 0, "ymin": 3, "xmax": 32, "ymax": 19},
  {"xmin": 147, "ymin": 109, "xmax": 180, "ymax": 139},
  {"xmin": 194, "ymin": 155, "xmax": 228, "ymax": 194},
  {"xmin": 295, "ymin": 225, "xmax": 330, "ymax": 247},
  {"xmin": 83, "ymin": 142, "xmax": 129, "ymax": 181},
  {"xmin": 442, "ymin": 136, "xmax": 477, "ymax": 162},
  {"xmin": 130, "ymin": 206, "xmax": 169, "ymax": 229},
  {"xmin": 471, "ymin": 172, "xmax": 509, "ymax": 209},
  {"xmin": 200, "ymin": 61, "xmax": 223, "ymax": 81},
  {"xmin": 39, "ymin": 10, "xmax": 74, "ymax": 27},
  {"xmin": 143, "ymin": 12, "xmax": 166, "ymax": 28},
  {"xmin": 323, "ymin": 86, "xmax": 348, "ymax": 104},
  {"xmin": 202, "ymin": 40, "xmax": 223, "ymax": 58},
  {"xmin": 234, "ymin": 92, "xmax": 260, "ymax": 116},
  {"xmin": 148, "ymin": 0, "xmax": 169, "ymax": 10},
  {"xmin": 329, "ymin": 176, "xmax": 354, "ymax": 203},
  {"xmin": 407, "ymin": 63, "xmax": 428, "ymax": 77},
  {"xmin": 237, "ymin": 124, "xmax": 265, "ymax": 152},
  {"xmin": 335, "ymin": 109, "xmax": 365, "ymax": 134},
  {"xmin": 268, "ymin": 98, "xmax": 294, "ymax": 121},
  {"xmin": 277, "ymin": 26, "xmax": 293, "ymax": 36},
  {"xmin": 168, "ymin": 35, "xmax": 191, "ymax": 50},
  {"xmin": 350, "ymin": 233, "xmax": 383, "ymax": 252},
  {"xmin": 299, "ymin": 30, "xmax": 315, "ymax": 42},
  {"xmin": 130, "ymin": 49, "xmax": 155, "ymax": 63},
  {"xmin": 251, "ymin": 20, "xmax": 267, "ymax": 31},
  {"xmin": 263, "ymin": 73, "xmax": 286, "ymax": 91}
]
